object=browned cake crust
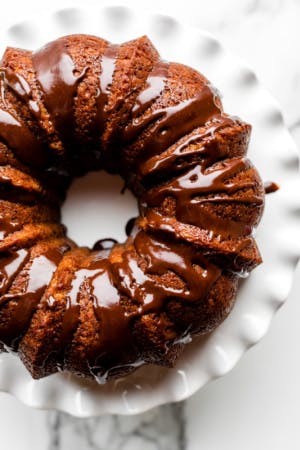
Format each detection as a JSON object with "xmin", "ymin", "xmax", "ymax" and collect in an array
[{"xmin": 0, "ymin": 34, "xmax": 265, "ymax": 382}]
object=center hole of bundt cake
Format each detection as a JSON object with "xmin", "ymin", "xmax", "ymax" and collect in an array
[{"xmin": 61, "ymin": 171, "xmax": 138, "ymax": 248}]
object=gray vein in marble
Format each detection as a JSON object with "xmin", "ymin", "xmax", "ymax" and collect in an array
[
  {"xmin": 47, "ymin": 402, "xmax": 186, "ymax": 450},
  {"xmin": 47, "ymin": 412, "xmax": 61, "ymax": 450}
]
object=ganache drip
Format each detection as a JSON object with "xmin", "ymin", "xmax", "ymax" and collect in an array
[
  {"xmin": 264, "ymin": 180, "xmax": 279, "ymax": 194},
  {"xmin": 0, "ymin": 71, "xmax": 47, "ymax": 168},
  {"xmin": 32, "ymin": 39, "xmax": 86, "ymax": 148},
  {"xmin": 93, "ymin": 238, "xmax": 118, "ymax": 251},
  {"xmin": 0, "ymin": 244, "xmax": 71, "ymax": 350}
]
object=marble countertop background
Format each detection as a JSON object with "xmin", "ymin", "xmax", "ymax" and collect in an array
[{"xmin": 0, "ymin": 0, "xmax": 300, "ymax": 449}]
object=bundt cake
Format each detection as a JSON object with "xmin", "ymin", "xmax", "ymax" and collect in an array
[{"xmin": 0, "ymin": 34, "xmax": 265, "ymax": 382}]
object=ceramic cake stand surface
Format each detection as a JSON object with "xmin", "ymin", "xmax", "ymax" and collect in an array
[{"xmin": 0, "ymin": 5, "xmax": 299, "ymax": 416}]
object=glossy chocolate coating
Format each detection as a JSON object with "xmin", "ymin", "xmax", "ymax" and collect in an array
[
  {"xmin": 32, "ymin": 39, "xmax": 85, "ymax": 147},
  {"xmin": 0, "ymin": 71, "xmax": 47, "ymax": 168},
  {"xmin": 264, "ymin": 181, "xmax": 279, "ymax": 194},
  {"xmin": 0, "ymin": 245, "xmax": 69, "ymax": 349},
  {"xmin": 93, "ymin": 238, "xmax": 118, "ymax": 251}
]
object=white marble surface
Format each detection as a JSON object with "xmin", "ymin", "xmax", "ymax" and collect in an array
[{"xmin": 0, "ymin": 0, "xmax": 299, "ymax": 448}]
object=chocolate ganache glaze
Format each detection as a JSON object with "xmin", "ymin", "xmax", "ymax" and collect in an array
[
  {"xmin": 0, "ymin": 35, "xmax": 266, "ymax": 382},
  {"xmin": 93, "ymin": 238, "xmax": 118, "ymax": 251},
  {"xmin": 32, "ymin": 40, "xmax": 86, "ymax": 148},
  {"xmin": 123, "ymin": 84, "xmax": 221, "ymax": 162},
  {"xmin": 0, "ymin": 243, "xmax": 71, "ymax": 350},
  {"xmin": 0, "ymin": 71, "xmax": 47, "ymax": 168},
  {"xmin": 264, "ymin": 180, "xmax": 279, "ymax": 194},
  {"xmin": 93, "ymin": 44, "xmax": 120, "ymax": 135}
]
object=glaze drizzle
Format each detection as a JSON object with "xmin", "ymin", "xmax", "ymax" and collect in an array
[
  {"xmin": 264, "ymin": 180, "xmax": 279, "ymax": 194},
  {"xmin": 32, "ymin": 39, "xmax": 86, "ymax": 147},
  {"xmin": 0, "ymin": 71, "xmax": 46, "ymax": 168},
  {"xmin": 0, "ymin": 245, "xmax": 67, "ymax": 349}
]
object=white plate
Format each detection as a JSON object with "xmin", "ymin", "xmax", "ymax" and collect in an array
[{"xmin": 0, "ymin": 5, "xmax": 299, "ymax": 417}]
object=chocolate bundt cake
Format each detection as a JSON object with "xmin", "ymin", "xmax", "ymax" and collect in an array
[{"xmin": 0, "ymin": 34, "xmax": 264, "ymax": 382}]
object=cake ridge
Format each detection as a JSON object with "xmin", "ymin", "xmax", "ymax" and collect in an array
[
  {"xmin": 18, "ymin": 246, "xmax": 88, "ymax": 378},
  {"xmin": 138, "ymin": 114, "xmax": 245, "ymax": 181},
  {"xmin": 0, "ymin": 249, "xmax": 30, "ymax": 300},
  {"xmin": 0, "ymin": 238, "xmax": 73, "ymax": 351},
  {"xmin": 130, "ymin": 60, "xmax": 169, "ymax": 118},
  {"xmin": 1, "ymin": 47, "xmax": 63, "ymax": 156},
  {"xmin": 99, "ymin": 36, "xmax": 161, "ymax": 172},
  {"xmin": 94, "ymin": 43, "xmax": 119, "ymax": 135},
  {"xmin": 32, "ymin": 39, "xmax": 86, "ymax": 151}
]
